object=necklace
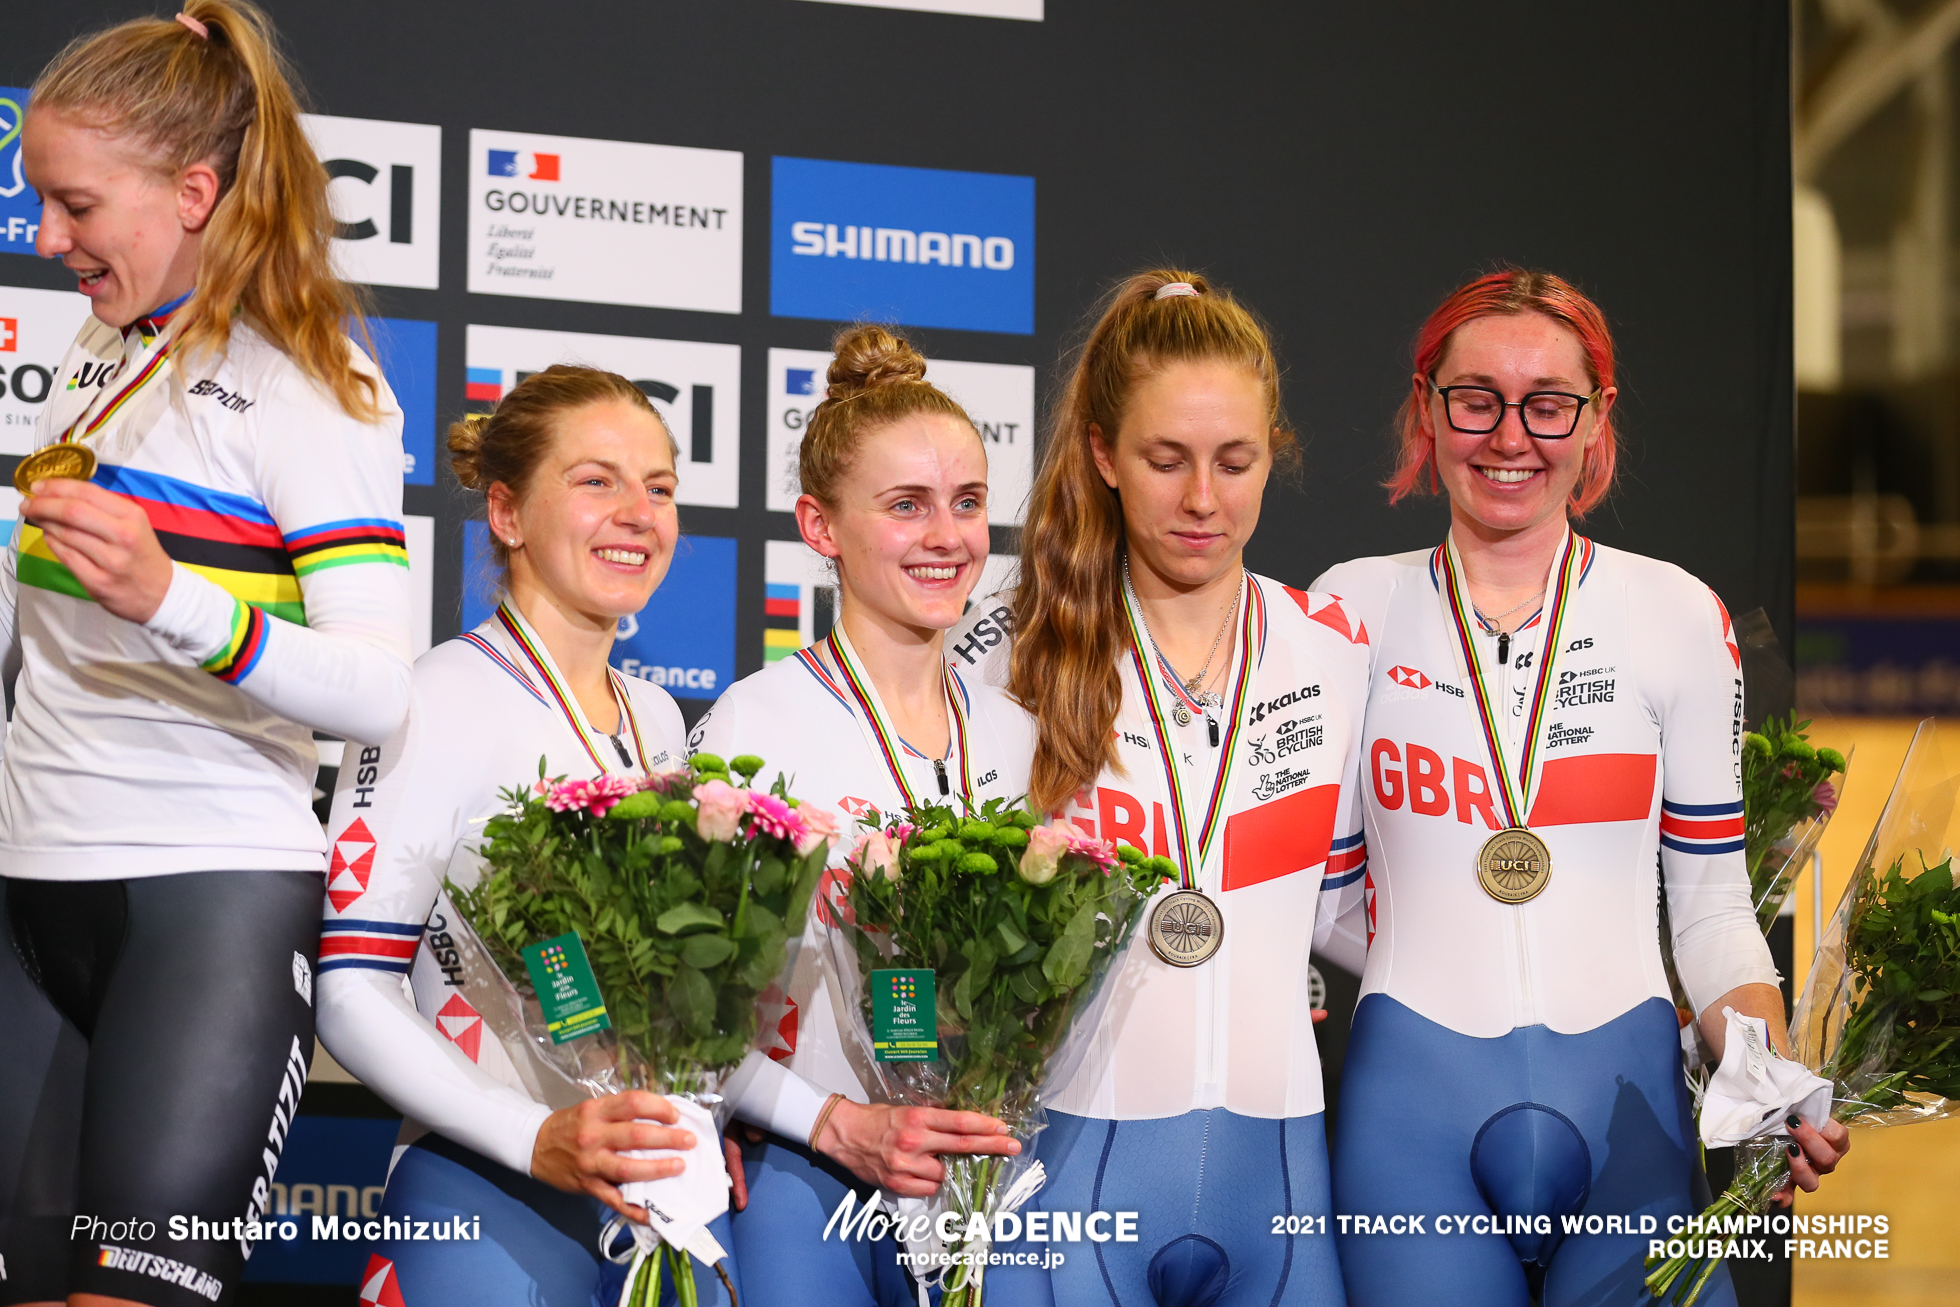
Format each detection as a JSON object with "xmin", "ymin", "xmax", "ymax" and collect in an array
[
  {"xmin": 1125, "ymin": 556, "xmax": 1241, "ymax": 727},
  {"xmin": 1473, "ymin": 589, "xmax": 1545, "ymax": 635}
]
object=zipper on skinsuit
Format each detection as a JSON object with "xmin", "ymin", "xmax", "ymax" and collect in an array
[{"xmin": 1490, "ymin": 626, "xmax": 1538, "ymax": 1028}]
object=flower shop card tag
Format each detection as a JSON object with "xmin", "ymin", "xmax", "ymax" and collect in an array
[
  {"xmin": 522, "ymin": 932, "xmax": 612, "ymax": 1043},
  {"xmin": 871, "ymin": 968, "xmax": 937, "ymax": 1062}
]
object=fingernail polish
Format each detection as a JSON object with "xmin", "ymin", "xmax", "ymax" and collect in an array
[
  {"xmin": 1787, "ymin": 1142, "xmax": 1801, "ymax": 1157},
  {"xmin": 1786, "ymin": 1114, "xmax": 1802, "ymax": 1130}
]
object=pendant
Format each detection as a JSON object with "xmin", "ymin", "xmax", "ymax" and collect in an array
[
  {"xmin": 1477, "ymin": 827, "xmax": 1553, "ymax": 904},
  {"xmin": 1173, "ymin": 704, "xmax": 1192, "ymax": 727},
  {"xmin": 1148, "ymin": 888, "xmax": 1224, "ymax": 967}
]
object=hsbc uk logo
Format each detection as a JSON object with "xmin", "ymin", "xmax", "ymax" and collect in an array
[{"xmin": 1388, "ymin": 666, "xmax": 1431, "ymax": 690}]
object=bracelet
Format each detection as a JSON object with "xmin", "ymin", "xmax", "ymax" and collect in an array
[{"xmin": 809, "ymin": 1093, "xmax": 846, "ymax": 1150}]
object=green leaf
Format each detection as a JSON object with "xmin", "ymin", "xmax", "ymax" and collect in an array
[
  {"xmin": 996, "ymin": 919, "xmax": 1029, "ymax": 954},
  {"xmin": 656, "ymin": 902, "xmax": 725, "ymax": 935},
  {"xmin": 668, "ymin": 964, "xmax": 716, "ymax": 1036},
  {"xmin": 680, "ymin": 934, "xmax": 736, "ymax": 969},
  {"xmin": 1042, "ymin": 898, "xmax": 1099, "ymax": 988}
]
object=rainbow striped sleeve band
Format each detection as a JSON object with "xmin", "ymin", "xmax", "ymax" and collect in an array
[
  {"xmin": 284, "ymin": 518, "xmax": 410, "ymax": 576},
  {"xmin": 202, "ymin": 597, "xmax": 270, "ymax": 684}
]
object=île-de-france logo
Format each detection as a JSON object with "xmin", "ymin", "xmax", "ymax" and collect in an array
[{"xmin": 1388, "ymin": 665, "xmax": 1431, "ymax": 690}]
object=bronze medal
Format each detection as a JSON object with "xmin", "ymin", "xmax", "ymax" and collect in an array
[
  {"xmin": 14, "ymin": 444, "xmax": 97, "ymax": 496},
  {"xmin": 1148, "ymin": 888, "xmax": 1224, "ymax": 967},
  {"xmin": 1477, "ymin": 827, "xmax": 1552, "ymax": 904}
]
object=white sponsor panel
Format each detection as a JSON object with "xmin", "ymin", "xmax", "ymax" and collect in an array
[
  {"xmin": 797, "ymin": 0, "xmax": 1041, "ymax": 19},
  {"xmin": 0, "ymin": 286, "xmax": 98, "ymax": 457},
  {"xmin": 467, "ymin": 129, "xmax": 742, "ymax": 314},
  {"xmin": 404, "ymin": 514, "xmax": 434, "ymax": 658},
  {"xmin": 302, "ymin": 114, "xmax": 442, "ymax": 290},
  {"xmin": 764, "ymin": 537, "xmax": 1016, "ymax": 658},
  {"xmin": 765, "ymin": 347, "xmax": 1033, "ymax": 525},
  {"xmin": 466, "ymin": 324, "xmax": 741, "ymax": 508}
]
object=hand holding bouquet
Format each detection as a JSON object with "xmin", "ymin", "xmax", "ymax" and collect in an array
[
  {"xmin": 448, "ymin": 754, "xmax": 832, "ymax": 1307},
  {"xmin": 1647, "ymin": 722, "xmax": 1960, "ymax": 1305},
  {"xmin": 829, "ymin": 799, "xmax": 1172, "ymax": 1307}
]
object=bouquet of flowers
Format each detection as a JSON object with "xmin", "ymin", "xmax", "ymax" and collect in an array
[
  {"xmin": 1646, "ymin": 721, "xmax": 1960, "ymax": 1305},
  {"xmin": 1741, "ymin": 716, "xmax": 1847, "ymax": 929},
  {"xmin": 447, "ymin": 753, "xmax": 833, "ymax": 1307},
  {"xmin": 828, "ymin": 798, "xmax": 1172, "ymax": 1307}
]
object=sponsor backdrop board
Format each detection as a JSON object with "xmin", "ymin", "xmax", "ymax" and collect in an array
[
  {"xmin": 467, "ymin": 129, "xmax": 743, "ymax": 314},
  {"xmin": 464, "ymin": 323, "xmax": 741, "ymax": 508},
  {"xmin": 763, "ymin": 537, "xmax": 1016, "ymax": 664},
  {"xmin": 0, "ymin": 8, "xmax": 1794, "ymax": 1296},
  {"xmin": 303, "ymin": 114, "xmax": 443, "ymax": 290},
  {"xmin": 766, "ymin": 346, "xmax": 1034, "ymax": 522}
]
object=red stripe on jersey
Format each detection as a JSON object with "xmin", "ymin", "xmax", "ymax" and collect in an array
[
  {"xmin": 1327, "ymin": 843, "xmax": 1367, "ymax": 874},
  {"xmin": 1659, "ymin": 812, "xmax": 1745, "ymax": 839},
  {"xmin": 320, "ymin": 935, "xmax": 418, "ymax": 959},
  {"xmin": 1526, "ymin": 753, "xmax": 1656, "ymax": 826},
  {"xmin": 1221, "ymin": 783, "xmax": 1339, "ymax": 891}
]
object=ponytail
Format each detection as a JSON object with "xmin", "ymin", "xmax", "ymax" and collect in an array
[
  {"xmin": 31, "ymin": 0, "xmax": 380, "ymax": 422},
  {"xmin": 1010, "ymin": 269, "xmax": 1291, "ymax": 814}
]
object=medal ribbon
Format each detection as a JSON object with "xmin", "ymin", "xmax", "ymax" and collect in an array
[
  {"xmin": 56, "ymin": 319, "xmax": 181, "ymax": 448},
  {"xmin": 824, "ymin": 624, "xmax": 975, "ymax": 810},
  {"xmin": 495, "ymin": 601, "xmax": 651, "ymax": 775},
  {"xmin": 1121, "ymin": 574, "xmax": 1261, "ymax": 889},
  {"xmin": 1438, "ymin": 531, "xmax": 1586, "ymax": 827}
]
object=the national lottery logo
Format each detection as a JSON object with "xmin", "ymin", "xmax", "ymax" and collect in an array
[{"xmin": 771, "ymin": 156, "xmax": 1034, "ymax": 335}]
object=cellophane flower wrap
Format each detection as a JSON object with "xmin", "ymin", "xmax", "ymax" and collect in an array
[
  {"xmin": 1742, "ymin": 716, "xmax": 1848, "ymax": 930},
  {"xmin": 445, "ymin": 753, "xmax": 830, "ymax": 1307},
  {"xmin": 1647, "ymin": 720, "xmax": 1960, "ymax": 1305},
  {"xmin": 825, "ymin": 797, "xmax": 1172, "ymax": 1307}
]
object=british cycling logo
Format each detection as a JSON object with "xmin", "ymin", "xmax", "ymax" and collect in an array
[
  {"xmin": 772, "ymin": 156, "xmax": 1034, "ymax": 335},
  {"xmin": 1, "ymin": 88, "xmax": 40, "ymax": 252}
]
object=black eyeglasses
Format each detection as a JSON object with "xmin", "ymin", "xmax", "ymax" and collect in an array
[{"xmin": 1429, "ymin": 381, "xmax": 1596, "ymax": 439}]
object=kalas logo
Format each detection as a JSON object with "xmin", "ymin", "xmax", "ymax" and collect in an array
[
  {"xmin": 1388, "ymin": 666, "xmax": 1431, "ymax": 689},
  {"xmin": 487, "ymin": 149, "xmax": 560, "ymax": 181}
]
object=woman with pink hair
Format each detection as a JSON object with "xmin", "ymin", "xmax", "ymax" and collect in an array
[{"xmin": 1313, "ymin": 270, "xmax": 1850, "ymax": 1306}]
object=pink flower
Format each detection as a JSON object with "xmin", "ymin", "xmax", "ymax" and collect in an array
[
  {"xmin": 749, "ymin": 792, "xmax": 797, "ymax": 841},
  {"xmin": 543, "ymin": 774, "xmax": 639, "ymax": 817},
  {"xmin": 854, "ymin": 831, "xmax": 900, "ymax": 882},
  {"xmin": 694, "ymin": 779, "xmax": 747, "ymax": 841},
  {"xmin": 796, "ymin": 805, "xmax": 839, "ymax": 857},
  {"xmin": 1813, "ymin": 779, "xmax": 1839, "ymax": 816},
  {"xmin": 889, "ymin": 821, "xmax": 916, "ymax": 844},
  {"xmin": 1019, "ymin": 822, "xmax": 1071, "ymax": 885}
]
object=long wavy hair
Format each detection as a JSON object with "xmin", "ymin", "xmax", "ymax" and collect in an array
[
  {"xmin": 1010, "ymin": 269, "xmax": 1292, "ymax": 814},
  {"xmin": 32, "ymin": 0, "xmax": 380, "ymax": 421}
]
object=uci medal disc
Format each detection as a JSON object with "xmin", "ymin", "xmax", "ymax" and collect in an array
[
  {"xmin": 14, "ymin": 444, "xmax": 96, "ymax": 496},
  {"xmin": 1149, "ymin": 888, "xmax": 1223, "ymax": 967},
  {"xmin": 1477, "ymin": 827, "xmax": 1552, "ymax": 904}
]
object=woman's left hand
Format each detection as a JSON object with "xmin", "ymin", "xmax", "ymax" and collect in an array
[
  {"xmin": 21, "ymin": 478, "xmax": 174, "ymax": 624},
  {"xmin": 1771, "ymin": 1114, "xmax": 1852, "ymax": 1208}
]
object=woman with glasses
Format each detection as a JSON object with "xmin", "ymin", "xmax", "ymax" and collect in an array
[{"xmin": 1311, "ymin": 269, "xmax": 1850, "ymax": 1307}]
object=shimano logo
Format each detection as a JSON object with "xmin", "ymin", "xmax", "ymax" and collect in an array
[{"xmin": 789, "ymin": 223, "xmax": 1014, "ymax": 270}]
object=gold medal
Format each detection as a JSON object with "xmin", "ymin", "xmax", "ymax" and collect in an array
[
  {"xmin": 1148, "ymin": 888, "xmax": 1224, "ymax": 967},
  {"xmin": 14, "ymin": 444, "xmax": 97, "ymax": 496},
  {"xmin": 1477, "ymin": 827, "xmax": 1552, "ymax": 904}
]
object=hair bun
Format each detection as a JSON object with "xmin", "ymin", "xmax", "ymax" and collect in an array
[
  {"xmin": 825, "ymin": 324, "xmax": 928, "ymax": 401},
  {"xmin": 446, "ymin": 411, "xmax": 495, "ymax": 490}
]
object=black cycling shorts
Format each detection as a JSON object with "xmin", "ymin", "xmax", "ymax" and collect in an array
[{"xmin": 0, "ymin": 870, "xmax": 322, "ymax": 1307}]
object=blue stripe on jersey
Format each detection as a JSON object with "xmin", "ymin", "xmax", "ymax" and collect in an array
[
  {"xmin": 459, "ymin": 632, "xmax": 549, "ymax": 706},
  {"xmin": 1322, "ymin": 865, "xmax": 1369, "ymax": 890},
  {"xmin": 1661, "ymin": 833, "xmax": 1747, "ymax": 856},
  {"xmin": 1661, "ymin": 798, "xmax": 1746, "ymax": 816}
]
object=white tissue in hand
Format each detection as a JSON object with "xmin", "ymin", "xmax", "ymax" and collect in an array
[
  {"xmin": 617, "ymin": 1096, "xmax": 730, "ymax": 1265},
  {"xmin": 1698, "ymin": 1006, "xmax": 1833, "ymax": 1150}
]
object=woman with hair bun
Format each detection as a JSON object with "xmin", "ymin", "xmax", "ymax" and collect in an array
[
  {"xmin": 1313, "ymin": 269, "xmax": 1849, "ymax": 1306},
  {"xmin": 0, "ymin": 4, "xmax": 413, "ymax": 1302},
  {"xmin": 692, "ymin": 324, "xmax": 1030, "ymax": 1307},
  {"xmin": 312, "ymin": 366, "xmax": 731, "ymax": 1305},
  {"xmin": 965, "ymin": 270, "xmax": 1367, "ymax": 1306}
]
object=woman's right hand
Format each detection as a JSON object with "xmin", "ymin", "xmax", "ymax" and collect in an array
[
  {"xmin": 530, "ymin": 1090, "xmax": 695, "ymax": 1221},
  {"xmin": 815, "ymin": 1100, "xmax": 1021, "ymax": 1198}
]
